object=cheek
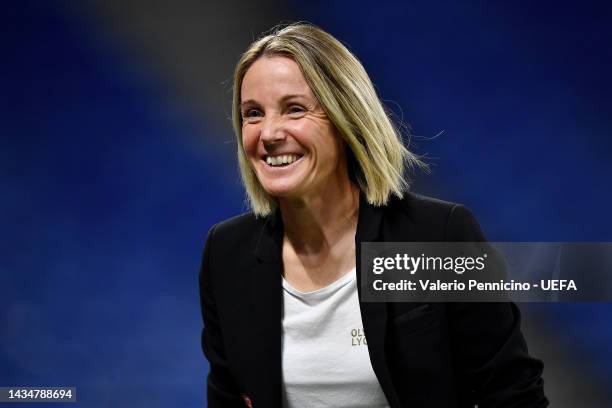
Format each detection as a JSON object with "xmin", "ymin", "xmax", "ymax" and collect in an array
[
  {"xmin": 285, "ymin": 120, "xmax": 329, "ymax": 151},
  {"xmin": 284, "ymin": 121, "xmax": 309, "ymax": 138},
  {"xmin": 241, "ymin": 127, "xmax": 259, "ymax": 157},
  {"xmin": 317, "ymin": 127, "xmax": 344, "ymax": 161}
]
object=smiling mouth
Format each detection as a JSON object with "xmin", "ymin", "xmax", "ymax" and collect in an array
[{"xmin": 264, "ymin": 154, "xmax": 303, "ymax": 167}]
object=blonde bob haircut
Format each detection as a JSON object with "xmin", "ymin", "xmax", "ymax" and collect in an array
[{"xmin": 232, "ymin": 22, "xmax": 426, "ymax": 216}]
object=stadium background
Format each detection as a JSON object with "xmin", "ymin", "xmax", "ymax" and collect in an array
[{"xmin": 2, "ymin": 1, "xmax": 611, "ymax": 406}]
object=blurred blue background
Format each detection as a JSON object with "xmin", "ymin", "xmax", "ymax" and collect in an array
[{"xmin": 2, "ymin": 1, "xmax": 611, "ymax": 406}]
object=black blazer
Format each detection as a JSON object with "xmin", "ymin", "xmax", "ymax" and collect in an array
[{"xmin": 199, "ymin": 192, "xmax": 548, "ymax": 408}]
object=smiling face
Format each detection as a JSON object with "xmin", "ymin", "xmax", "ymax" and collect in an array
[{"xmin": 240, "ymin": 56, "xmax": 348, "ymax": 201}]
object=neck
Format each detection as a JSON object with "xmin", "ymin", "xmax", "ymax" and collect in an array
[{"xmin": 279, "ymin": 179, "xmax": 360, "ymax": 255}]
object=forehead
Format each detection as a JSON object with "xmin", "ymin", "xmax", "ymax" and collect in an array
[{"xmin": 241, "ymin": 56, "xmax": 313, "ymax": 101}]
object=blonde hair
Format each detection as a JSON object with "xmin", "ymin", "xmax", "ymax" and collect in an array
[{"xmin": 232, "ymin": 22, "xmax": 426, "ymax": 216}]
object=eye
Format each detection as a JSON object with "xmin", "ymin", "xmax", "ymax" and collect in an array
[
  {"xmin": 287, "ymin": 105, "xmax": 306, "ymax": 116},
  {"xmin": 242, "ymin": 109, "xmax": 263, "ymax": 122}
]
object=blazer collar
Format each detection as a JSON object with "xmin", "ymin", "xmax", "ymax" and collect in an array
[
  {"xmin": 356, "ymin": 191, "xmax": 385, "ymax": 242},
  {"xmin": 253, "ymin": 191, "xmax": 385, "ymax": 260},
  {"xmin": 253, "ymin": 206, "xmax": 284, "ymax": 263}
]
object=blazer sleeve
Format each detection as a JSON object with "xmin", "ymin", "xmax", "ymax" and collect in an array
[
  {"xmin": 199, "ymin": 225, "xmax": 243, "ymax": 407},
  {"xmin": 445, "ymin": 205, "xmax": 548, "ymax": 408}
]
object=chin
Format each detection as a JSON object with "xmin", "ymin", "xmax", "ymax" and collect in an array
[
  {"xmin": 261, "ymin": 184, "xmax": 300, "ymax": 199},
  {"xmin": 257, "ymin": 174, "xmax": 305, "ymax": 199}
]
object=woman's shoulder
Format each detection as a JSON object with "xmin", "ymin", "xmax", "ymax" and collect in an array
[
  {"xmin": 206, "ymin": 211, "xmax": 269, "ymax": 247},
  {"xmin": 384, "ymin": 191, "xmax": 485, "ymax": 242},
  {"xmin": 392, "ymin": 191, "xmax": 457, "ymax": 215},
  {"xmin": 204, "ymin": 209, "xmax": 283, "ymax": 259},
  {"xmin": 213, "ymin": 211, "xmax": 264, "ymax": 234}
]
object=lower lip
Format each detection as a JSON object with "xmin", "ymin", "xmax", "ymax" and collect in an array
[{"xmin": 260, "ymin": 156, "xmax": 304, "ymax": 173}]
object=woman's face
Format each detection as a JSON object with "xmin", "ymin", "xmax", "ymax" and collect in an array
[{"xmin": 240, "ymin": 56, "xmax": 347, "ymax": 200}]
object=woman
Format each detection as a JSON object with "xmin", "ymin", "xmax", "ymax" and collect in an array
[{"xmin": 199, "ymin": 23, "xmax": 547, "ymax": 408}]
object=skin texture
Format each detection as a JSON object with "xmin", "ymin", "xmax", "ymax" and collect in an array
[{"xmin": 240, "ymin": 56, "xmax": 360, "ymax": 291}]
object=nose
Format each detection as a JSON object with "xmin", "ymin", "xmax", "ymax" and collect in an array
[{"xmin": 260, "ymin": 115, "xmax": 286, "ymax": 149}]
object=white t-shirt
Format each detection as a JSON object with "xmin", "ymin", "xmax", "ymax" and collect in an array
[{"xmin": 281, "ymin": 268, "xmax": 390, "ymax": 408}]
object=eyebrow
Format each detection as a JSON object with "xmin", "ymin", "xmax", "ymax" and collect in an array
[{"xmin": 240, "ymin": 94, "xmax": 309, "ymax": 108}]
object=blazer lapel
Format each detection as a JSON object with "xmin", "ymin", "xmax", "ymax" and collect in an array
[
  {"xmin": 247, "ymin": 210, "xmax": 284, "ymax": 408},
  {"xmin": 356, "ymin": 194, "xmax": 402, "ymax": 408}
]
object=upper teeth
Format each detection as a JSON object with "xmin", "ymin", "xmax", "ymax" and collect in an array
[{"xmin": 266, "ymin": 154, "xmax": 300, "ymax": 166}]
